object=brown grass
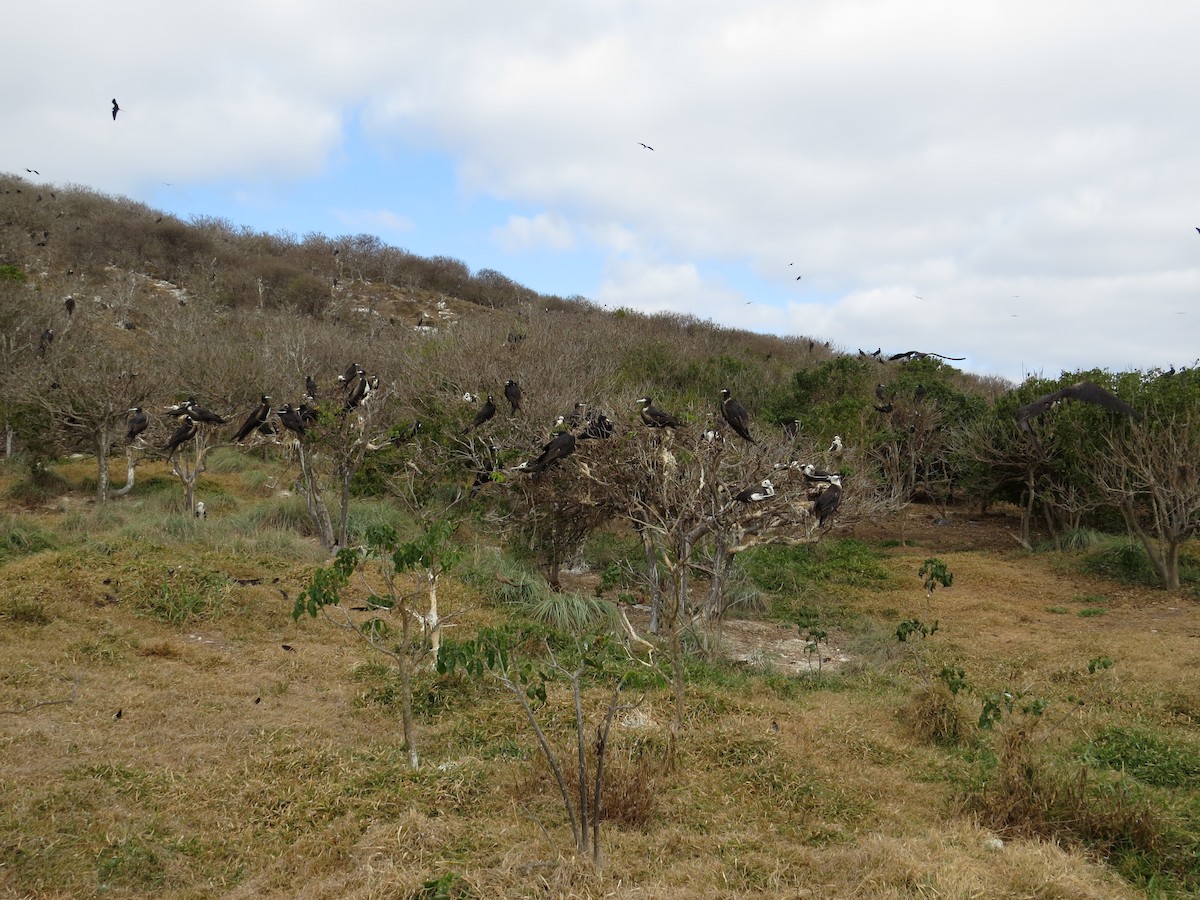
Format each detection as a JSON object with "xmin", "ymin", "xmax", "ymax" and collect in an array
[{"xmin": 1, "ymin": 478, "xmax": 1197, "ymax": 897}]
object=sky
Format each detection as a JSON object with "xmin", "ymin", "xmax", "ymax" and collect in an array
[{"xmin": 4, "ymin": 1, "xmax": 1199, "ymax": 385}]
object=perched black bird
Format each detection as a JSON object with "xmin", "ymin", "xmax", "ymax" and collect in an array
[
  {"xmin": 277, "ymin": 404, "xmax": 307, "ymax": 436},
  {"xmin": 338, "ymin": 362, "xmax": 362, "ymax": 385},
  {"xmin": 504, "ymin": 379, "xmax": 523, "ymax": 414},
  {"xmin": 345, "ymin": 373, "xmax": 370, "ymax": 410},
  {"xmin": 874, "ymin": 403, "xmax": 894, "ymax": 414},
  {"xmin": 875, "ymin": 383, "xmax": 887, "ymax": 403},
  {"xmin": 521, "ymin": 430, "xmax": 576, "ymax": 474},
  {"xmin": 579, "ymin": 411, "xmax": 614, "ymax": 441},
  {"xmin": 233, "ymin": 395, "xmax": 271, "ymax": 442},
  {"xmin": 813, "ymin": 475, "xmax": 843, "ymax": 527},
  {"xmin": 720, "ymin": 388, "xmax": 755, "ymax": 443},
  {"xmin": 914, "ymin": 384, "xmax": 927, "ymax": 403},
  {"xmin": 125, "ymin": 407, "xmax": 148, "ymax": 443},
  {"xmin": 64, "ymin": 296, "xmax": 75, "ymax": 317},
  {"xmin": 111, "ymin": 98, "xmax": 120, "ymax": 121},
  {"xmin": 638, "ymin": 396, "xmax": 683, "ymax": 428},
  {"xmin": 305, "ymin": 374, "xmax": 318, "ymax": 401},
  {"xmin": 567, "ymin": 402, "xmax": 587, "ymax": 428},
  {"xmin": 165, "ymin": 398, "xmax": 194, "ymax": 418},
  {"xmin": 463, "ymin": 394, "xmax": 496, "ymax": 433},
  {"xmin": 186, "ymin": 401, "xmax": 227, "ymax": 425},
  {"xmin": 469, "ymin": 439, "xmax": 501, "ymax": 496},
  {"xmin": 37, "ymin": 328, "xmax": 53, "ymax": 357},
  {"xmin": 782, "ymin": 419, "xmax": 801, "ymax": 439},
  {"xmin": 162, "ymin": 416, "xmax": 197, "ymax": 457},
  {"xmin": 734, "ymin": 479, "xmax": 775, "ymax": 502},
  {"xmin": 297, "ymin": 404, "xmax": 319, "ymax": 427},
  {"xmin": 388, "ymin": 421, "xmax": 422, "ymax": 445}
]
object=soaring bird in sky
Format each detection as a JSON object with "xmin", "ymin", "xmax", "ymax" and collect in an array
[
  {"xmin": 111, "ymin": 99, "xmax": 120, "ymax": 121},
  {"xmin": 720, "ymin": 388, "xmax": 755, "ymax": 443},
  {"xmin": 638, "ymin": 142, "xmax": 654, "ymax": 150}
]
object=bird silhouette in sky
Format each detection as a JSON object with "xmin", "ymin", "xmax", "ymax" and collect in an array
[
  {"xmin": 638, "ymin": 142, "xmax": 654, "ymax": 151},
  {"xmin": 112, "ymin": 99, "xmax": 120, "ymax": 121}
]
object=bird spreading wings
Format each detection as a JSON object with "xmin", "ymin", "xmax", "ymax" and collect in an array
[
  {"xmin": 888, "ymin": 350, "xmax": 966, "ymax": 362},
  {"xmin": 112, "ymin": 99, "xmax": 120, "ymax": 121},
  {"xmin": 1015, "ymin": 381, "xmax": 1144, "ymax": 458}
]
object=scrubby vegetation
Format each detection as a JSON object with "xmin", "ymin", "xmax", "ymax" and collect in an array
[{"xmin": 1, "ymin": 172, "xmax": 1198, "ymax": 897}]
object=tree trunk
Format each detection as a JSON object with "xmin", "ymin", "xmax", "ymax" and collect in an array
[
  {"xmin": 299, "ymin": 444, "xmax": 336, "ymax": 551},
  {"xmin": 399, "ymin": 609, "xmax": 418, "ymax": 769},
  {"xmin": 110, "ymin": 447, "xmax": 137, "ymax": 497},
  {"xmin": 95, "ymin": 427, "xmax": 110, "ymax": 502},
  {"xmin": 426, "ymin": 569, "xmax": 442, "ymax": 666},
  {"xmin": 641, "ymin": 529, "xmax": 663, "ymax": 634}
]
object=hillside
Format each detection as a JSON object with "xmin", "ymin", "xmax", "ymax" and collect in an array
[{"xmin": 1, "ymin": 174, "xmax": 1199, "ymax": 898}]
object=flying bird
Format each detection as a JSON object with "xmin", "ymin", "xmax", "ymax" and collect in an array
[
  {"xmin": 638, "ymin": 142, "xmax": 654, "ymax": 150},
  {"xmin": 1015, "ymin": 381, "xmax": 1143, "ymax": 458},
  {"xmin": 813, "ymin": 475, "xmax": 843, "ymax": 527},
  {"xmin": 125, "ymin": 407, "xmax": 148, "ymax": 443},
  {"xmin": 463, "ymin": 394, "xmax": 496, "ymax": 433},
  {"xmin": 162, "ymin": 416, "xmax": 198, "ymax": 457},
  {"xmin": 720, "ymin": 388, "xmax": 755, "ymax": 443},
  {"xmin": 638, "ymin": 397, "xmax": 683, "ymax": 428},
  {"xmin": 888, "ymin": 350, "xmax": 966, "ymax": 362},
  {"xmin": 504, "ymin": 379, "xmax": 523, "ymax": 414},
  {"xmin": 233, "ymin": 395, "xmax": 272, "ymax": 443},
  {"xmin": 111, "ymin": 99, "xmax": 120, "ymax": 121},
  {"xmin": 734, "ymin": 479, "xmax": 775, "ymax": 503}
]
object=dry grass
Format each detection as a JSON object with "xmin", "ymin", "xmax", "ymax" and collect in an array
[{"xmin": 2, "ymin": 471, "xmax": 1198, "ymax": 897}]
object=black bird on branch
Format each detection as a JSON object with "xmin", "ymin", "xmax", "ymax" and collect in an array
[
  {"xmin": 305, "ymin": 374, "xmax": 318, "ymax": 401},
  {"xmin": 162, "ymin": 416, "xmax": 197, "ymax": 457},
  {"xmin": 504, "ymin": 379, "xmax": 523, "ymax": 414},
  {"xmin": 520, "ymin": 430, "xmax": 576, "ymax": 474},
  {"xmin": 463, "ymin": 394, "xmax": 496, "ymax": 433},
  {"xmin": 186, "ymin": 400, "xmax": 227, "ymax": 425},
  {"xmin": 638, "ymin": 396, "xmax": 683, "ymax": 428},
  {"xmin": 233, "ymin": 396, "xmax": 271, "ymax": 443},
  {"xmin": 579, "ymin": 411, "xmax": 614, "ymax": 441},
  {"xmin": 277, "ymin": 404, "xmax": 307, "ymax": 436},
  {"xmin": 720, "ymin": 388, "xmax": 755, "ymax": 443},
  {"xmin": 125, "ymin": 407, "xmax": 148, "ymax": 443}
]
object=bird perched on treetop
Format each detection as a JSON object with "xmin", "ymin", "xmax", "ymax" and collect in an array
[
  {"xmin": 463, "ymin": 394, "xmax": 496, "ymax": 433},
  {"xmin": 720, "ymin": 388, "xmax": 755, "ymax": 443},
  {"xmin": 638, "ymin": 397, "xmax": 683, "ymax": 428},
  {"xmin": 504, "ymin": 379, "xmax": 522, "ymax": 414},
  {"xmin": 162, "ymin": 416, "xmax": 197, "ymax": 458},
  {"xmin": 233, "ymin": 396, "xmax": 271, "ymax": 443},
  {"xmin": 126, "ymin": 407, "xmax": 148, "ymax": 443}
]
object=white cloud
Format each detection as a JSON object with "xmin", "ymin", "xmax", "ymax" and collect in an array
[
  {"xmin": 492, "ymin": 213, "xmax": 575, "ymax": 252},
  {"xmin": 6, "ymin": 1, "xmax": 1200, "ymax": 381},
  {"xmin": 330, "ymin": 208, "xmax": 413, "ymax": 236}
]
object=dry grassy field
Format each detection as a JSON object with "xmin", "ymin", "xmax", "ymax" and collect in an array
[{"xmin": 2, "ymin": 454, "xmax": 1198, "ymax": 899}]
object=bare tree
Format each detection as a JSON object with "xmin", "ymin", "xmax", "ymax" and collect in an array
[{"xmin": 1094, "ymin": 416, "xmax": 1200, "ymax": 590}]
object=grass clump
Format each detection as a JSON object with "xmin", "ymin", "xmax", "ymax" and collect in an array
[
  {"xmin": 1081, "ymin": 727, "xmax": 1200, "ymax": 789},
  {"xmin": 742, "ymin": 539, "xmax": 892, "ymax": 598},
  {"xmin": 0, "ymin": 515, "xmax": 57, "ymax": 560},
  {"xmin": 900, "ymin": 683, "xmax": 974, "ymax": 747}
]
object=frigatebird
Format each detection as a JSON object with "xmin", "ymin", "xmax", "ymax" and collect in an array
[
  {"xmin": 233, "ymin": 396, "xmax": 271, "ymax": 443},
  {"xmin": 638, "ymin": 397, "xmax": 683, "ymax": 428},
  {"xmin": 111, "ymin": 99, "xmax": 120, "ymax": 121},
  {"xmin": 720, "ymin": 388, "xmax": 755, "ymax": 443},
  {"xmin": 734, "ymin": 479, "xmax": 775, "ymax": 503},
  {"xmin": 813, "ymin": 475, "xmax": 843, "ymax": 527},
  {"xmin": 463, "ymin": 394, "xmax": 496, "ymax": 433}
]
